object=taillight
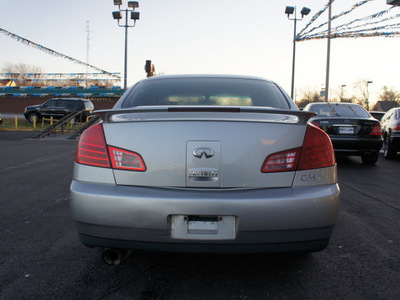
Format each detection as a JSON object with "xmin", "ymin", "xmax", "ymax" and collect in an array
[
  {"xmin": 297, "ymin": 125, "xmax": 336, "ymax": 170},
  {"xmin": 109, "ymin": 146, "xmax": 146, "ymax": 171},
  {"xmin": 370, "ymin": 123, "xmax": 382, "ymax": 136},
  {"xmin": 75, "ymin": 123, "xmax": 146, "ymax": 171},
  {"xmin": 261, "ymin": 148, "xmax": 301, "ymax": 173},
  {"xmin": 261, "ymin": 125, "xmax": 335, "ymax": 173},
  {"xmin": 311, "ymin": 121, "xmax": 320, "ymax": 128},
  {"xmin": 75, "ymin": 123, "xmax": 111, "ymax": 168},
  {"xmin": 393, "ymin": 125, "xmax": 400, "ymax": 132}
]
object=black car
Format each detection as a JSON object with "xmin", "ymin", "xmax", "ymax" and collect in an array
[
  {"xmin": 380, "ymin": 107, "xmax": 400, "ymax": 159},
  {"xmin": 369, "ymin": 111, "xmax": 385, "ymax": 121},
  {"xmin": 303, "ymin": 102, "xmax": 383, "ymax": 164},
  {"xmin": 24, "ymin": 98, "xmax": 94, "ymax": 123}
]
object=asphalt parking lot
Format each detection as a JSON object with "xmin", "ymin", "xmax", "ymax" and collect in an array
[{"xmin": 0, "ymin": 131, "xmax": 399, "ymax": 299}]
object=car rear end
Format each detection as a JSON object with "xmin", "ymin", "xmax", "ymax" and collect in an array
[
  {"xmin": 305, "ymin": 103, "xmax": 383, "ymax": 164},
  {"xmin": 70, "ymin": 76, "xmax": 340, "ymax": 254},
  {"xmin": 382, "ymin": 108, "xmax": 400, "ymax": 158},
  {"xmin": 310, "ymin": 117, "xmax": 382, "ymax": 154}
]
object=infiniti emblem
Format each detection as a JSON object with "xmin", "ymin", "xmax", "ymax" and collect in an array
[{"xmin": 193, "ymin": 147, "xmax": 214, "ymax": 159}]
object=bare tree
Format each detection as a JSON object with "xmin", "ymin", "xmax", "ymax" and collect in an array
[
  {"xmin": 1, "ymin": 63, "xmax": 43, "ymax": 86},
  {"xmin": 378, "ymin": 86, "xmax": 400, "ymax": 102},
  {"xmin": 353, "ymin": 79, "xmax": 374, "ymax": 110},
  {"xmin": 296, "ymin": 89, "xmax": 322, "ymax": 108}
]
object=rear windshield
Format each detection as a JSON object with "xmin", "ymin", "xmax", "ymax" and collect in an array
[
  {"xmin": 121, "ymin": 78, "xmax": 290, "ymax": 109},
  {"xmin": 308, "ymin": 103, "xmax": 370, "ymax": 118}
]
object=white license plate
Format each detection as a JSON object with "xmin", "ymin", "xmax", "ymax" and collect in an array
[
  {"xmin": 171, "ymin": 215, "xmax": 236, "ymax": 240},
  {"xmin": 188, "ymin": 221, "xmax": 218, "ymax": 234},
  {"xmin": 339, "ymin": 127, "xmax": 354, "ymax": 134}
]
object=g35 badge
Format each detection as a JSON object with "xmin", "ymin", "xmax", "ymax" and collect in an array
[{"xmin": 301, "ymin": 174, "xmax": 317, "ymax": 182}]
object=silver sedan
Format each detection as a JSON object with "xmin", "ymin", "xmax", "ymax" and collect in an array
[{"xmin": 70, "ymin": 75, "xmax": 340, "ymax": 260}]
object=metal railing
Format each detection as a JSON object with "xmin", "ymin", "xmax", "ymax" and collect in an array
[{"xmin": 32, "ymin": 111, "xmax": 98, "ymax": 139}]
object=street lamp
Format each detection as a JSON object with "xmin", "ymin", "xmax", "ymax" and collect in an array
[
  {"xmin": 366, "ymin": 81, "xmax": 373, "ymax": 111},
  {"xmin": 285, "ymin": 6, "xmax": 311, "ymax": 100},
  {"xmin": 112, "ymin": 0, "xmax": 140, "ymax": 91},
  {"xmin": 341, "ymin": 84, "xmax": 346, "ymax": 102}
]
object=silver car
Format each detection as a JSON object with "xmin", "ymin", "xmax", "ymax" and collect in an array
[{"xmin": 70, "ymin": 75, "xmax": 340, "ymax": 260}]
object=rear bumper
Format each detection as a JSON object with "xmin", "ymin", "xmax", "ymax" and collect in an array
[
  {"xmin": 70, "ymin": 181, "xmax": 340, "ymax": 253},
  {"xmin": 389, "ymin": 135, "xmax": 400, "ymax": 150},
  {"xmin": 331, "ymin": 136, "xmax": 383, "ymax": 154},
  {"xmin": 78, "ymin": 233, "xmax": 332, "ymax": 254}
]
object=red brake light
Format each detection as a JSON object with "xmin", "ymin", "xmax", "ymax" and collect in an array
[
  {"xmin": 261, "ymin": 125, "xmax": 335, "ymax": 173},
  {"xmin": 370, "ymin": 123, "xmax": 382, "ymax": 136},
  {"xmin": 261, "ymin": 148, "xmax": 301, "ymax": 173},
  {"xmin": 109, "ymin": 146, "xmax": 146, "ymax": 171},
  {"xmin": 297, "ymin": 125, "xmax": 336, "ymax": 170},
  {"xmin": 75, "ymin": 123, "xmax": 111, "ymax": 168},
  {"xmin": 393, "ymin": 125, "xmax": 400, "ymax": 132},
  {"xmin": 311, "ymin": 121, "xmax": 320, "ymax": 128}
]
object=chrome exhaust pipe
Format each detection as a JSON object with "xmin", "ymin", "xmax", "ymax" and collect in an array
[{"xmin": 101, "ymin": 248, "xmax": 132, "ymax": 266}]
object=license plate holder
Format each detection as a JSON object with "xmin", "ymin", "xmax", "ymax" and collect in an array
[
  {"xmin": 171, "ymin": 215, "xmax": 236, "ymax": 240},
  {"xmin": 339, "ymin": 126, "xmax": 354, "ymax": 134}
]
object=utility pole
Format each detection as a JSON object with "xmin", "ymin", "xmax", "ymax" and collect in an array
[
  {"xmin": 325, "ymin": 1, "xmax": 332, "ymax": 102},
  {"xmin": 85, "ymin": 20, "xmax": 91, "ymax": 87}
]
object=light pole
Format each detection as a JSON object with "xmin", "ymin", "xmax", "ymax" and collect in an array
[
  {"xmin": 366, "ymin": 80, "xmax": 373, "ymax": 111},
  {"xmin": 285, "ymin": 6, "xmax": 311, "ymax": 100},
  {"xmin": 341, "ymin": 84, "xmax": 346, "ymax": 102},
  {"xmin": 112, "ymin": 0, "xmax": 140, "ymax": 91}
]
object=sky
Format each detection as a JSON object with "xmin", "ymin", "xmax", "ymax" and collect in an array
[{"xmin": 0, "ymin": 0, "xmax": 399, "ymax": 105}]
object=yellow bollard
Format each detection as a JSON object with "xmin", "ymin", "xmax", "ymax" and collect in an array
[
  {"xmin": 50, "ymin": 116, "xmax": 53, "ymax": 125},
  {"xmin": 42, "ymin": 118, "xmax": 45, "ymax": 128},
  {"xmin": 86, "ymin": 116, "xmax": 89, "ymax": 123},
  {"xmin": 15, "ymin": 116, "xmax": 18, "ymax": 128},
  {"xmin": 33, "ymin": 116, "xmax": 36, "ymax": 129}
]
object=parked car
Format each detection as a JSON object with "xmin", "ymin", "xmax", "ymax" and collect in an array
[
  {"xmin": 303, "ymin": 102, "xmax": 383, "ymax": 164},
  {"xmin": 380, "ymin": 107, "xmax": 400, "ymax": 159},
  {"xmin": 24, "ymin": 98, "xmax": 94, "ymax": 123},
  {"xmin": 0, "ymin": 112, "xmax": 2, "ymax": 125},
  {"xmin": 70, "ymin": 75, "xmax": 340, "ymax": 263},
  {"xmin": 369, "ymin": 111, "xmax": 385, "ymax": 121}
]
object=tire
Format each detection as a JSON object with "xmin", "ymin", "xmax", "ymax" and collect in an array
[
  {"xmin": 383, "ymin": 134, "xmax": 397, "ymax": 159},
  {"xmin": 361, "ymin": 151, "xmax": 379, "ymax": 165},
  {"xmin": 28, "ymin": 113, "xmax": 39, "ymax": 123}
]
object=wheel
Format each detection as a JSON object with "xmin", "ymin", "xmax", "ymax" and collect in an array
[
  {"xmin": 28, "ymin": 113, "xmax": 39, "ymax": 123},
  {"xmin": 361, "ymin": 151, "xmax": 379, "ymax": 165},
  {"xmin": 383, "ymin": 134, "xmax": 397, "ymax": 159}
]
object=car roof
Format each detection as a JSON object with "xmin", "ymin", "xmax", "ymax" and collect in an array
[
  {"xmin": 49, "ymin": 98, "xmax": 91, "ymax": 102},
  {"xmin": 140, "ymin": 74, "xmax": 274, "ymax": 83},
  {"xmin": 308, "ymin": 102, "xmax": 362, "ymax": 107}
]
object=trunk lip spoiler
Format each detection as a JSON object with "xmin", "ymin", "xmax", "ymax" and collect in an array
[{"xmin": 96, "ymin": 106, "xmax": 317, "ymax": 125}]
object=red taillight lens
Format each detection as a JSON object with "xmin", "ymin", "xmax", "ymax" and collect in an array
[
  {"xmin": 261, "ymin": 148, "xmax": 301, "ymax": 173},
  {"xmin": 297, "ymin": 125, "xmax": 336, "ymax": 170},
  {"xmin": 311, "ymin": 121, "xmax": 320, "ymax": 128},
  {"xmin": 370, "ymin": 123, "xmax": 382, "ymax": 136},
  {"xmin": 75, "ymin": 124, "xmax": 146, "ymax": 171},
  {"xmin": 393, "ymin": 125, "xmax": 400, "ymax": 132},
  {"xmin": 75, "ymin": 123, "xmax": 111, "ymax": 168},
  {"xmin": 109, "ymin": 146, "xmax": 146, "ymax": 171},
  {"xmin": 261, "ymin": 125, "xmax": 335, "ymax": 173}
]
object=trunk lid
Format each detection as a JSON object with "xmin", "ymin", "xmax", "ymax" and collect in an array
[
  {"xmin": 99, "ymin": 107, "xmax": 314, "ymax": 189},
  {"xmin": 312, "ymin": 117, "xmax": 379, "ymax": 137}
]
